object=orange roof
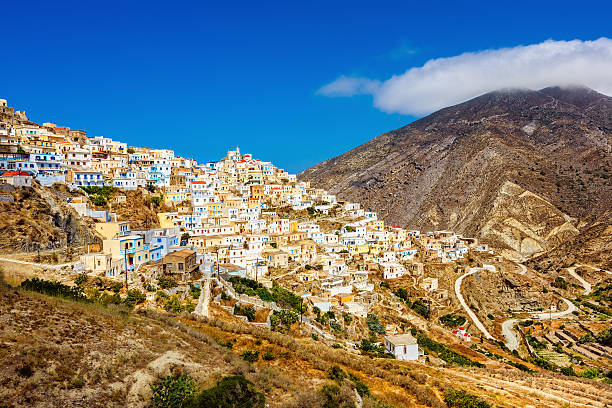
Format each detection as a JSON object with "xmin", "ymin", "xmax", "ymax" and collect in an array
[{"xmin": 2, "ymin": 171, "xmax": 31, "ymax": 177}]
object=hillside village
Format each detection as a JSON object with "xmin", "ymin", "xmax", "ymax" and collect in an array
[
  {"xmin": 1, "ymin": 96, "xmax": 611, "ymax": 407},
  {"xmin": 0, "ymin": 97, "xmax": 490, "ymax": 330}
]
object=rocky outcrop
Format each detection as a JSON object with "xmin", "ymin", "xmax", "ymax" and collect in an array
[{"xmin": 0, "ymin": 184, "xmax": 98, "ymax": 253}]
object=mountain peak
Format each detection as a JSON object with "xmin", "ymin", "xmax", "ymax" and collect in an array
[{"xmin": 539, "ymin": 85, "xmax": 612, "ymax": 110}]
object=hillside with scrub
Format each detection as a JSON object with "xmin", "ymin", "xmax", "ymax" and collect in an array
[{"xmin": 1, "ymin": 269, "xmax": 611, "ymax": 408}]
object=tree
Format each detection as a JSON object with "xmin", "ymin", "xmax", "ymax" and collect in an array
[{"xmin": 127, "ymin": 147, "xmax": 135, "ymax": 154}]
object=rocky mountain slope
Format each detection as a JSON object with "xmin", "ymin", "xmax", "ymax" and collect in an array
[
  {"xmin": 301, "ymin": 86, "xmax": 612, "ymax": 259},
  {"xmin": 0, "ymin": 184, "xmax": 99, "ymax": 253}
]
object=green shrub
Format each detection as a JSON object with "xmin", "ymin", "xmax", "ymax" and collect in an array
[
  {"xmin": 164, "ymin": 295, "xmax": 184, "ymax": 313},
  {"xmin": 444, "ymin": 388, "xmax": 491, "ymax": 408},
  {"xmin": 270, "ymin": 309, "xmax": 298, "ymax": 330},
  {"xmin": 327, "ymin": 365, "xmax": 347, "ymax": 383},
  {"xmin": 188, "ymin": 376, "xmax": 264, "ymax": 408},
  {"xmin": 150, "ymin": 374, "xmax": 198, "ymax": 408},
  {"xmin": 262, "ymin": 351, "xmax": 275, "ymax": 361},
  {"xmin": 124, "ymin": 289, "xmax": 146, "ymax": 308},
  {"xmin": 596, "ymin": 327, "xmax": 612, "ymax": 347},
  {"xmin": 74, "ymin": 273, "xmax": 88, "ymax": 287},
  {"xmin": 189, "ymin": 283, "xmax": 200, "ymax": 299},
  {"xmin": 393, "ymin": 288, "xmax": 410, "ymax": 304},
  {"xmin": 411, "ymin": 300, "xmax": 430, "ymax": 319},
  {"xmin": 234, "ymin": 304, "xmax": 256, "ymax": 321},
  {"xmin": 532, "ymin": 357, "xmax": 557, "ymax": 371},
  {"xmin": 560, "ymin": 366, "xmax": 577, "ymax": 376},
  {"xmin": 439, "ymin": 314, "xmax": 466, "ymax": 328},
  {"xmin": 241, "ymin": 350, "xmax": 259, "ymax": 363},
  {"xmin": 366, "ymin": 313, "xmax": 385, "ymax": 334},
  {"xmin": 580, "ymin": 367, "xmax": 600, "ymax": 379},
  {"xmin": 158, "ymin": 276, "xmax": 178, "ymax": 289},
  {"xmin": 348, "ymin": 373, "xmax": 370, "ymax": 397},
  {"xmin": 110, "ymin": 281, "xmax": 123, "ymax": 293},
  {"xmin": 21, "ymin": 278, "xmax": 87, "ymax": 302}
]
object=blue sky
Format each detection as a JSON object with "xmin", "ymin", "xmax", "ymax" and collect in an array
[{"xmin": 1, "ymin": 0, "xmax": 610, "ymax": 172}]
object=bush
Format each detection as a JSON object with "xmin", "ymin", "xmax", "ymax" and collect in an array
[
  {"xmin": 158, "ymin": 276, "xmax": 178, "ymax": 289},
  {"xmin": 234, "ymin": 304, "xmax": 256, "ymax": 322},
  {"xmin": 110, "ymin": 281, "xmax": 123, "ymax": 293},
  {"xmin": 262, "ymin": 351, "xmax": 275, "ymax": 361},
  {"xmin": 124, "ymin": 289, "xmax": 146, "ymax": 308},
  {"xmin": 270, "ymin": 309, "xmax": 298, "ymax": 330},
  {"xmin": 366, "ymin": 313, "xmax": 385, "ymax": 334},
  {"xmin": 532, "ymin": 357, "xmax": 557, "ymax": 371},
  {"xmin": 596, "ymin": 327, "xmax": 612, "ymax": 347},
  {"xmin": 327, "ymin": 365, "xmax": 347, "ymax": 383},
  {"xmin": 188, "ymin": 376, "xmax": 265, "ymax": 408},
  {"xmin": 411, "ymin": 300, "xmax": 430, "ymax": 319},
  {"xmin": 74, "ymin": 273, "xmax": 88, "ymax": 287},
  {"xmin": 21, "ymin": 278, "xmax": 87, "ymax": 302},
  {"xmin": 394, "ymin": 288, "xmax": 410, "ymax": 303},
  {"xmin": 241, "ymin": 350, "xmax": 259, "ymax": 363},
  {"xmin": 150, "ymin": 374, "xmax": 198, "ymax": 408},
  {"xmin": 560, "ymin": 366, "xmax": 577, "ymax": 376},
  {"xmin": 189, "ymin": 283, "xmax": 201, "ymax": 299},
  {"xmin": 552, "ymin": 277, "xmax": 568, "ymax": 290},
  {"xmin": 444, "ymin": 388, "xmax": 491, "ymax": 408},
  {"xmin": 164, "ymin": 295, "xmax": 184, "ymax": 313},
  {"xmin": 439, "ymin": 314, "xmax": 466, "ymax": 328},
  {"xmin": 580, "ymin": 367, "xmax": 600, "ymax": 379}
]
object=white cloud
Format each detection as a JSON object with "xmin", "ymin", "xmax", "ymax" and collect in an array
[
  {"xmin": 316, "ymin": 76, "xmax": 381, "ymax": 97},
  {"xmin": 318, "ymin": 38, "xmax": 612, "ymax": 115}
]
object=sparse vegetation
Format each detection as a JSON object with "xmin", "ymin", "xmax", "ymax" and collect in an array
[
  {"xmin": 417, "ymin": 333, "xmax": 484, "ymax": 367},
  {"xmin": 444, "ymin": 388, "xmax": 491, "ymax": 408},
  {"xmin": 439, "ymin": 314, "xmax": 466, "ymax": 328}
]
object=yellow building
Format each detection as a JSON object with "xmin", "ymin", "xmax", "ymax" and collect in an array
[
  {"xmin": 288, "ymin": 220, "xmax": 298, "ymax": 233},
  {"xmin": 158, "ymin": 212, "xmax": 181, "ymax": 229},
  {"xmin": 371, "ymin": 220, "xmax": 385, "ymax": 231},
  {"xmin": 164, "ymin": 191, "xmax": 188, "ymax": 205},
  {"xmin": 95, "ymin": 221, "xmax": 131, "ymax": 240}
]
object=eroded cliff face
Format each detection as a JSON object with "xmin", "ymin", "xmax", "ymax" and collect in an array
[
  {"xmin": 0, "ymin": 184, "xmax": 98, "ymax": 253},
  {"xmin": 478, "ymin": 181, "xmax": 579, "ymax": 260},
  {"xmin": 301, "ymin": 86, "xmax": 611, "ymax": 262}
]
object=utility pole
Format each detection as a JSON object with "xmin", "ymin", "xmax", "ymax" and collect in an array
[
  {"xmin": 124, "ymin": 244, "xmax": 128, "ymax": 290},
  {"xmin": 300, "ymin": 297, "xmax": 303, "ymax": 323}
]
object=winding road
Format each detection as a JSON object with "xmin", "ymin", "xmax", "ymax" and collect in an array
[
  {"xmin": 454, "ymin": 269, "xmax": 494, "ymax": 340},
  {"xmin": 502, "ymin": 297, "xmax": 578, "ymax": 350},
  {"xmin": 567, "ymin": 265, "xmax": 592, "ymax": 295}
]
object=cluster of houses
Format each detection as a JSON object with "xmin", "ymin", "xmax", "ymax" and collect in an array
[{"xmin": 1, "ymin": 98, "xmax": 488, "ymax": 349}]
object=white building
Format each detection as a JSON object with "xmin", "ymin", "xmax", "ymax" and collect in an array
[{"xmin": 384, "ymin": 334, "xmax": 422, "ymax": 361}]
